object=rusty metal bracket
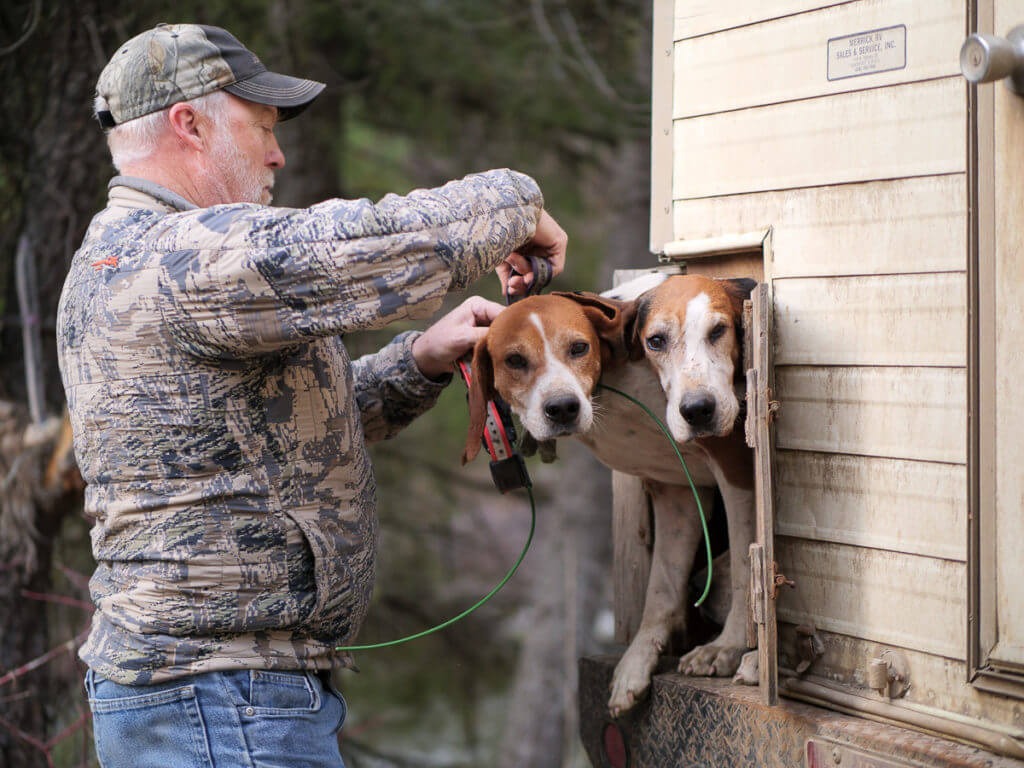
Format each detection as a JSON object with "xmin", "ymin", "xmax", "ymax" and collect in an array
[{"xmin": 772, "ymin": 560, "xmax": 795, "ymax": 599}]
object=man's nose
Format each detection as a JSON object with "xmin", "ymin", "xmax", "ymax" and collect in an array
[{"xmin": 267, "ymin": 136, "xmax": 285, "ymax": 169}]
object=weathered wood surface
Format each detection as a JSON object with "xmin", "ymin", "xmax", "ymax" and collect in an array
[
  {"xmin": 751, "ymin": 283, "xmax": 779, "ymax": 705},
  {"xmin": 775, "ymin": 450, "xmax": 967, "ymax": 561},
  {"xmin": 673, "ymin": 0, "xmax": 850, "ymax": 41},
  {"xmin": 673, "ymin": 77, "xmax": 965, "ymax": 199},
  {"xmin": 674, "ymin": 0, "xmax": 963, "ymax": 118},
  {"xmin": 775, "ymin": 366, "xmax": 966, "ymax": 463},
  {"xmin": 773, "ymin": 273, "xmax": 966, "ymax": 367},
  {"xmin": 990, "ymin": 0, "xmax": 1024, "ymax": 668},
  {"xmin": 776, "ymin": 538, "xmax": 966, "ymax": 659},
  {"xmin": 777, "ymin": 624, "xmax": 1024, "ymax": 731},
  {"xmin": 651, "ymin": 0, "xmax": 675, "ymax": 252},
  {"xmin": 612, "ymin": 472, "xmax": 652, "ymax": 645},
  {"xmin": 673, "ymin": 175, "xmax": 967, "ymax": 278}
]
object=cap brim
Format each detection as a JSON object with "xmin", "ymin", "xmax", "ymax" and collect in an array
[{"xmin": 223, "ymin": 71, "xmax": 325, "ymax": 121}]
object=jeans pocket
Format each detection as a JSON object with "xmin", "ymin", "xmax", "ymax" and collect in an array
[
  {"xmin": 243, "ymin": 669, "xmax": 321, "ymax": 715},
  {"xmin": 320, "ymin": 672, "xmax": 348, "ymax": 733},
  {"xmin": 87, "ymin": 671, "xmax": 213, "ymax": 768}
]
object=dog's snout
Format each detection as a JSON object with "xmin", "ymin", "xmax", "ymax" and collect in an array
[
  {"xmin": 680, "ymin": 392, "xmax": 716, "ymax": 427},
  {"xmin": 543, "ymin": 395, "xmax": 581, "ymax": 425}
]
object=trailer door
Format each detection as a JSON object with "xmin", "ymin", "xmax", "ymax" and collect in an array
[{"xmin": 965, "ymin": 0, "xmax": 1024, "ymax": 696}]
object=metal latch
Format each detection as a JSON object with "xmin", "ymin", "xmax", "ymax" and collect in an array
[{"xmin": 866, "ymin": 649, "xmax": 911, "ymax": 701}]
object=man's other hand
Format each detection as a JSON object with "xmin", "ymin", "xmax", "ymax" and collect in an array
[
  {"xmin": 412, "ymin": 296, "xmax": 505, "ymax": 380},
  {"xmin": 496, "ymin": 210, "xmax": 567, "ymax": 298}
]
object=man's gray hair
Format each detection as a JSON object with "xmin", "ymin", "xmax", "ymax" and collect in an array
[{"xmin": 97, "ymin": 90, "xmax": 231, "ymax": 172}]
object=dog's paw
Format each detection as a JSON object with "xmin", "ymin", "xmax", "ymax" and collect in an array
[
  {"xmin": 733, "ymin": 650, "xmax": 759, "ymax": 685},
  {"xmin": 729, "ymin": 651, "xmax": 761, "ymax": 684},
  {"xmin": 678, "ymin": 642, "xmax": 747, "ymax": 678},
  {"xmin": 608, "ymin": 643, "xmax": 660, "ymax": 717}
]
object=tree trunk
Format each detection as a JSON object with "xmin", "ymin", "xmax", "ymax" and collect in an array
[{"xmin": 0, "ymin": 2, "xmax": 120, "ymax": 764}]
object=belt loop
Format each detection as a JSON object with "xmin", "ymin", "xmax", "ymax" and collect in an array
[{"xmin": 84, "ymin": 668, "xmax": 96, "ymax": 698}]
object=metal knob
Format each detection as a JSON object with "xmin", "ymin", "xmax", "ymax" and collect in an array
[{"xmin": 961, "ymin": 26, "xmax": 1024, "ymax": 94}]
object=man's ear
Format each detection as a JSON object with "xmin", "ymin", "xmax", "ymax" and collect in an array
[
  {"xmin": 167, "ymin": 102, "xmax": 205, "ymax": 152},
  {"xmin": 462, "ymin": 336, "xmax": 495, "ymax": 465},
  {"xmin": 551, "ymin": 291, "xmax": 638, "ymax": 366}
]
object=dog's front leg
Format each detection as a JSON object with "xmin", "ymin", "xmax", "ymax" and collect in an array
[
  {"xmin": 608, "ymin": 481, "xmax": 704, "ymax": 717},
  {"xmin": 678, "ymin": 475, "xmax": 755, "ymax": 677}
]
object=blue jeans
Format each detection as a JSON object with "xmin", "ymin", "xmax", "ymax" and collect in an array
[{"xmin": 85, "ymin": 668, "xmax": 347, "ymax": 768}]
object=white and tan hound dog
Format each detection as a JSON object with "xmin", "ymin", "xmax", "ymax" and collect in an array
[{"xmin": 462, "ymin": 273, "xmax": 756, "ymax": 716}]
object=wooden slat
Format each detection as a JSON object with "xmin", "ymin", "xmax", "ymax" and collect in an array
[
  {"xmin": 651, "ymin": 0, "xmax": 676, "ymax": 252},
  {"xmin": 777, "ymin": 624, "xmax": 1024, "ymax": 731},
  {"xmin": 774, "ymin": 273, "xmax": 966, "ymax": 367},
  {"xmin": 674, "ymin": 0, "xmax": 963, "ymax": 118},
  {"xmin": 673, "ymin": 175, "xmax": 966, "ymax": 278},
  {"xmin": 673, "ymin": 0, "xmax": 850, "ymax": 41},
  {"xmin": 673, "ymin": 77, "xmax": 965, "ymax": 200},
  {"xmin": 992, "ymin": 5, "xmax": 1024, "ymax": 666},
  {"xmin": 752, "ymin": 283, "xmax": 779, "ymax": 705},
  {"xmin": 775, "ymin": 366, "xmax": 966, "ymax": 463},
  {"xmin": 776, "ymin": 538, "xmax": 966, "ymax": 658},
  {"xmin": 612, "ymin": 472, "xmax": 651, "ymax": 645},
  {"xmin": 775, "ymin": 450, "xmax": 967, "ymax": 561}
]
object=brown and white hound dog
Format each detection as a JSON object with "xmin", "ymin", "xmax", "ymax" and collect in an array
[{"xmin": 463, "ymin": 273, "xmax": 757, "ymax": 716}]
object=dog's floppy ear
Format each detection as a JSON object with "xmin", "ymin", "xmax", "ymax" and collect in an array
[
  {"xmin": 462, "ymin": 335, "xmax": 495, "ymax": 465},
  {"xmin": 719, "ymin": 277, "xmax": 758, "ymax": 315},
  {"xmin": 552, "ymin": 291, "xmax": 638, "ymax": 366},
  {"xmin": 718, "ymin": 277, "xmax": 759, "ymax": 342},
  {"xmin": 623, "ymin": 295, "xmax": 650, "ymax": 361}
]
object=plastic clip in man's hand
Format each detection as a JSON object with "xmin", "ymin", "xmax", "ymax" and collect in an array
[{"xmin": 496, "ymin": 210, "xmax": 567, "ymax": 298}]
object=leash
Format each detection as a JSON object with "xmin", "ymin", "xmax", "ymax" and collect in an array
[
  {"xmin": 335, "ymin": 255, "xmax": 552, "ymax": 653},
  {"xmin": 336, "ymin": 259, "xmax": 715, "ymax": 652},
  {"xmin": 596, "ymin": 384, "xmax": 713, "ymax": 607}
]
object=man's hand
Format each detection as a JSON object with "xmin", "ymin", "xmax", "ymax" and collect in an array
[
  {"xmin": 496, "ymin": 210, "xmax": 567, "ymax": 298},
  {"xmin": 412, "ymin": 296, "xmax": 505, "ymax": 380}
]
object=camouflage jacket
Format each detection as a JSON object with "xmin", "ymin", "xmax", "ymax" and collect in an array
[{"xmin": 57, "ymin": 171, "xmax": 542, "ymax": 684}]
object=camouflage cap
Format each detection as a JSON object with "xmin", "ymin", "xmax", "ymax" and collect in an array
[{"xmin": 95, "ymin": 23, "xmax": 325, "ymax": 128}]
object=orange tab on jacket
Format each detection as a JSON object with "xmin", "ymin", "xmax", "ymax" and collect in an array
[{"xmin": 91, "ymin": 256, "xmax": 118, "ymax": 271}]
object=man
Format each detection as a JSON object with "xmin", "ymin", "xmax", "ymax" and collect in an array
[{"xmin": 57, "ymin": 23, "xmax": 566, "ymax": 768}]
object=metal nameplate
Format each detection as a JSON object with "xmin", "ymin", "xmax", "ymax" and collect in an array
[
  {"xmin": 806, "ymin": 738, "xmax": 923, "ymax": 768},
  {"xmin": 827, "ymin": 25, "xmax": 907, "ymax": 81}
]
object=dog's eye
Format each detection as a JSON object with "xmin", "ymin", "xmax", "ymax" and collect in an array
[
  {"xmin": 646, "ymin": 334, "xmax": 666, "ymax": 352},
  {"xmin": 708, "ymin": 323, "xmax": 727, "ymax": 344},
  {"xmin": 505, "ymin": 353, "xmax": 528, "ymax": 370},
  {"xmin": 569, "ymin": 341, "xmax": 589, "ymax": 357}
]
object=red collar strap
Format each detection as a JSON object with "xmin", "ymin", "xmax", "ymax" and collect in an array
[{"xmin": 457, "ymin": 359, "xmax": 531, "ymax": 493}]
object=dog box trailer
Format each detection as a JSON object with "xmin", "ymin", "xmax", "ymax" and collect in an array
[{"xmin": 578, "ymin": 1, "xmax": 1024, "ymax": 766}]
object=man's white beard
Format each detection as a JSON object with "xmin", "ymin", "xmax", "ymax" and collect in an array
[{"xmin": 206, "ymin": 128, "xmax": 274, "ymax": 205}]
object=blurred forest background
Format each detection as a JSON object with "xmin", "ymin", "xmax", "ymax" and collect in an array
[{"xmin": 0, "ymin": 1, "xmax": 654, "ymax": 766}]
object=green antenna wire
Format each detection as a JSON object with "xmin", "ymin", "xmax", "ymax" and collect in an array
[
  {"xmin": 596, "ymin": 384, "xmax": 714, "ymax": 607},
  {"xmin": 336, "ymin": 383, "xmax": 714, "ymax": 653},
  {"xmin": 336, "ymin": 484, "xmax": 536, "ymax": 652}
]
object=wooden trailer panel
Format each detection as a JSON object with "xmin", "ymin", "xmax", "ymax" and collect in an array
[
  {"xmin": 775, "ymin": 366, "xmax": 966, "ymax": 464},
  {"xmin": 611, "ymin": 0, "xmax": 1024, "ymax": 757},
  {"xmin": 674, "ymin": 0, "xmax": 963, "ymax": 118},
  {"xmin": 776, "ymin": 538, "xmax": 966, "ymax": 658},
  {"xmin": 673, "ymin": 175, "xmax": 967, "ymax": 277},
  {"xmin": 674, "ymin": 77, "xmax": 964, "ymax": 200},
  {"xmin": 776, "ymin": 625, "xmax": 1024, "ymax": 726},
  {"xmin": 773, "ymin": 274, "xmax": 966, "ymax": 367},
  {"xmin": 775, "ymin": 451, "xmax": 967, "ymax": 561},
  {"xmin": 673, "ymin": 0, "xmax": 851, "ymax": 42}
]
